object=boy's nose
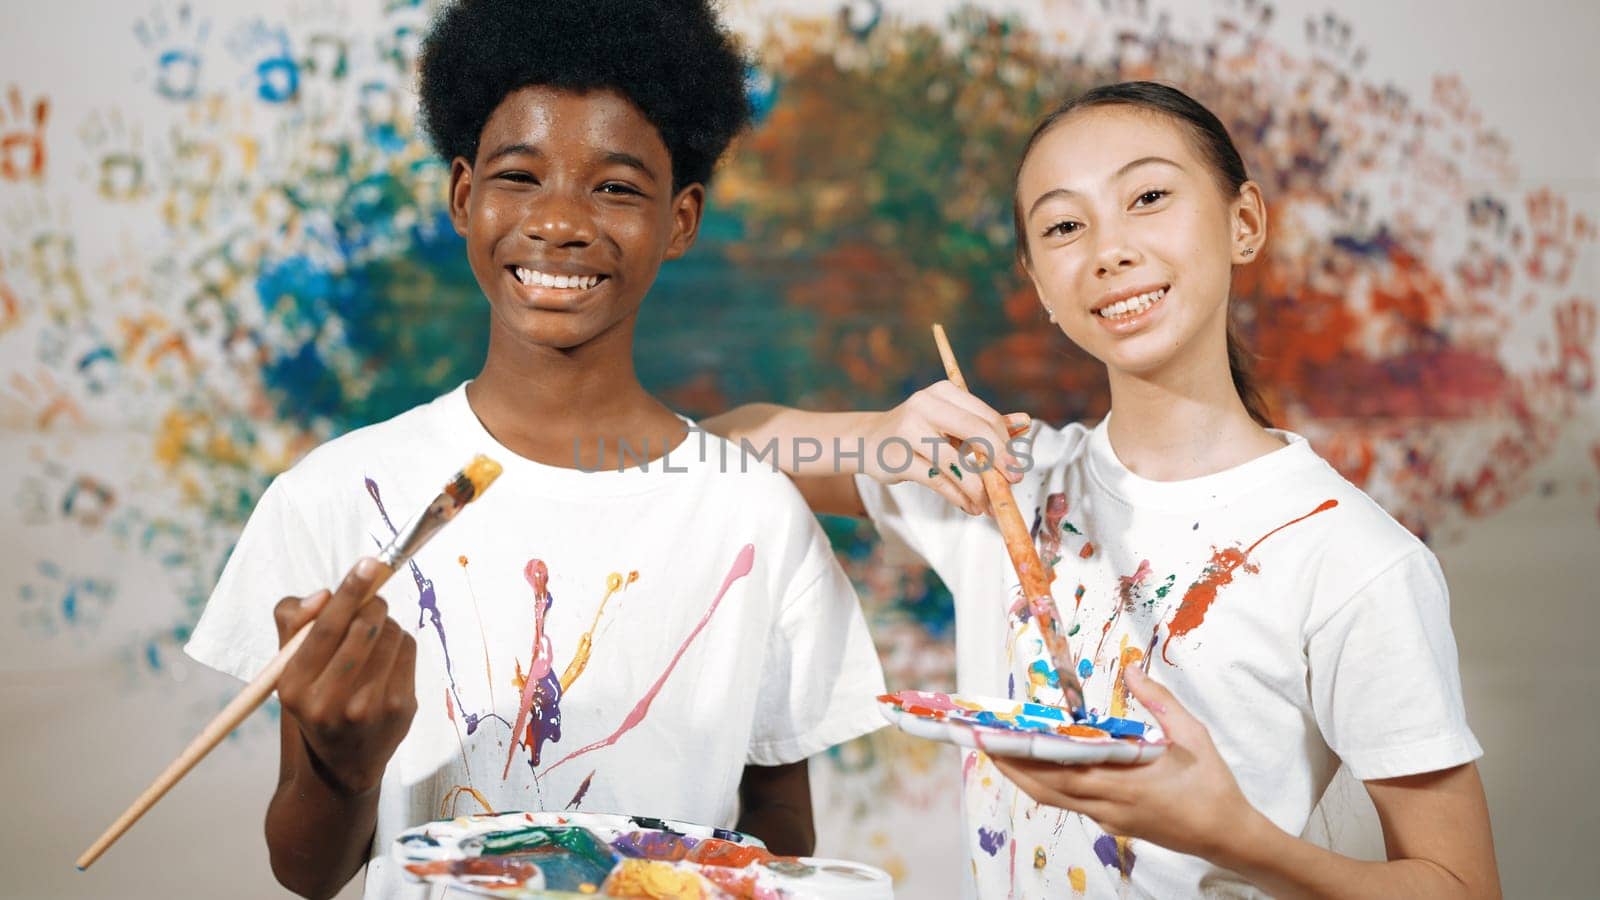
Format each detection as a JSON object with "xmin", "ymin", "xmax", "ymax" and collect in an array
[{"xmin": 521, "ymin": 195, "xmax": 597, "ymax": 247}]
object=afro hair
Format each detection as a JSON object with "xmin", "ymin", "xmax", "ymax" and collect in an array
[{"xmin": 417, "ymin": 0, "xmax": 753, "ymax": 191}]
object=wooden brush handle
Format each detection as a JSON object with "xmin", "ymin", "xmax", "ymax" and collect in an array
[
  {"xmin": 932, "ymin": 324, "xmax": 1086, "ymax": 715},
  {"xmin": 76, "ymin": 566, "xmax": 392, "ymax": 870}
]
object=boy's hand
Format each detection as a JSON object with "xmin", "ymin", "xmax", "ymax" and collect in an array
[
  {"xmin": 862, "ymin": 380, "xmax": 1031, "ymax": 515},
  {"xmin": 989, "ymin": 667, "xmax": 1260, "ymax": 862},
  {"xmin": 272, "ymin": 557, "xmax": 418, "ymax": 797}
]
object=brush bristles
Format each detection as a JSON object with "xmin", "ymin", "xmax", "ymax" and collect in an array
[
  {"xmin": 443, "ymin": 454, "xmax": 503, "ymax": 508},
  {"xmin": 463, "ymin": 454, "xmax": 503, "ymax": 495}
]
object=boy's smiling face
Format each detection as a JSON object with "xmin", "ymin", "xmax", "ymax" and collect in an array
[{"xmin": 449, "ymin": 85, "xmax": 704, "ymax": 352}]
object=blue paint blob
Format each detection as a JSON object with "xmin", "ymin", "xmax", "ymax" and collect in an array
[
  {"xmin": 1027, "ymin": 659, "xmax": 1061, "ymax": 690},
  {"xmin": 1086, "ymin": 716, "xmax": 1147, "ymax": 739},
  {"xmin": 977, "ymin": 827, "xmax": 1007, "ymax": 856},
  {"xmin": 1093, "ymin": 832, "xmax": 1136, "ymax": 877},
  {"xmin": 1020, "ymin": 702, "xmax": 1065, "ymax": 722},
  {"xmin": 1077, "ymin": 658, "xmax": 1093, "ymax": 679}
]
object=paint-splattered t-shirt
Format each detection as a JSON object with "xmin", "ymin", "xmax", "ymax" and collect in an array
[
  {"xmin": 186, "ymin": 384, "xmax": 887, "ymax": 899},
  {"xmin": 858, "ymin": 415, "xmax": 1480, "ymax": 899}
]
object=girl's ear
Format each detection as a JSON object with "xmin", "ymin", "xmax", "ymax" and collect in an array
[
  {"xmin": 1018, "ymin": 252, "xmax": 1056, "ymax": 323},
  {"xmin": 1231, "ymin": 180, "xmax": 1268, "ymax": 263}
]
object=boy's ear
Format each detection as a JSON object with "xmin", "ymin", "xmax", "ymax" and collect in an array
[
  {"xmin": 663, "ymin": 183, "xmax": 706, "ymax": 261},
  {"xmin": 448, "ymin": 157, "xmax": 474, "ymax": 237}
]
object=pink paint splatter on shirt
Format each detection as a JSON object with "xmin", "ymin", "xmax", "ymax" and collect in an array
[
  {"xmin": 543, "ymin": 544, "xmax": 756, "ymax": 774},
  {"xmin": 503, "ymin": 559, "xmax": 562, "ymax": 778}
]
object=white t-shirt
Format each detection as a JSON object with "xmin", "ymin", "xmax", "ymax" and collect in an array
[
  {"xmin": 186, "ymin": 384, "xmax": 887, "ymax": 899},
  {"xmin": 857, "ymin": 417, "xmax": 1481, "ymax": 899}
]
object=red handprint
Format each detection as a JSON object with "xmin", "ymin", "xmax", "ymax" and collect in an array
[
  {"xmin": 1554, "ymin": 299, "xmax": 1597, "ymax": 395},
  {"xmin": 0, "ymin": 258, "xmax": 19, "ymax": 333},
  {"xmin": 1525, "ymin": 189, "xmax": 1584, "ymax": 285},
  {"xmin": 0, "ymin": 86, "xmax": 50, "ymax": 181}
]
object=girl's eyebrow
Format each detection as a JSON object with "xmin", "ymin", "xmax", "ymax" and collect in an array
[{"xmin": 1025, "ymin": 156, "xmax": 1186, "ymax": 218}]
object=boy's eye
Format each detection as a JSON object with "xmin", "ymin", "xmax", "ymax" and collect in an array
[
  {"xmin": 497, "ymin": 171, "xmax": 536, "ymax": 184},
  {"xmin": 598, "ymin": 182, "xmax": 642, "ymax": 196},
  {"xmin": 1134, "ymin": 189, "xmax": 1169, "ymax": 207},
  {"xmin": 1042, "ymin": 220, "xmax": 1081, "ymax": 238}
]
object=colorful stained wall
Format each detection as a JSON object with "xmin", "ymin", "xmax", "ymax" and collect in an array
[{"xmin": 3, "ymin": 0, "xmax": 1596, "ymax": 897}]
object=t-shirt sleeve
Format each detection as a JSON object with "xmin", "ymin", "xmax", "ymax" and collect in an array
[
  {"xmin": 184, "ymin": 475, "xmax": 338, "ymax": 682},
  {"xmin": 746, "ymin": 528, "xmax": 887, "ymax": 766},
  {"xmin": 1306, "ymin": 547, "xmax": 1483, "ymax": 781},
  {"xmin": 853, "ymin": 473, "xmax": 972, "ymax": 568}
]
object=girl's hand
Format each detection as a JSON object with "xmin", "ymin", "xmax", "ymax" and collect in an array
[
  {"xmin": 860, "ymin": 380, "xmax": 1031, "ymax": 516},
  {"xmin": 990, "ymin": 666, "xmax": 1262, "ymax": 862}
]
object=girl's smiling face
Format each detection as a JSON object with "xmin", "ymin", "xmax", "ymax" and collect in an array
[{"xmin": 1016, "ymin": 106, "xmax": 1264, "ymax": 381}]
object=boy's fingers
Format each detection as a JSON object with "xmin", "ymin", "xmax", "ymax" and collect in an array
[
  {"xmin": 274, "ymin": 591, "xmax": 329, "ymax": 646},
  {"xmin": 343, "ymin": 622, "xmax": 404, "ymax": 722},
  {"xmin": 299, "ymin": 557, "xmax": 386, "ymax": 673},
  {"xmin": 310, "ymin": 596, "xmax": 391, "ymax": 703}
]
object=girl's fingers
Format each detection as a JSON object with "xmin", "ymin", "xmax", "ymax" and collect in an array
[
  {"xmin": 908, "ymin": 449, "xmax": 985, "ymax": 515},
  {"xmin": 995, "ymin": 756, "xmax": 1090, "ymax": 807},
  {"xmin": 926, "ymin": 385, "xmax": 1021, "ymax": 468},
  {"xmin": 1124, "ymin": 667, "xmax": 1205, "ymax": 746}
]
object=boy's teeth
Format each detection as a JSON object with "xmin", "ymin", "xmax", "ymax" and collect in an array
[
  {"xmin": 514, "ymin": 267, "xmax": 599, "ymax": 290},
  {"xmin": 1098, "ymin": 287, "xmax": 1166, "ymax": 319}
]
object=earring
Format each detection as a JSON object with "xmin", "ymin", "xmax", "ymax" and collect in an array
[
  {"xmin": 1241, "ymin": 246, "xmax": 1255, "ymax": 256},
  {"xmin": 1046, "ymin": 307, "xmax": 1057, "ymax": 323}
]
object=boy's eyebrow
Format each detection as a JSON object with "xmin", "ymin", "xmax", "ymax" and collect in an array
[
  {"xmin": 601, "ymin": 150, "xmax": 657, "ymax": 184},
  {"xmin": 1025, "ymin": 156, "xmax": 1185, "ymax": 218},
  {"xmin": 484, "ymin": 142, "xmax": 542, "ymax": 164}
]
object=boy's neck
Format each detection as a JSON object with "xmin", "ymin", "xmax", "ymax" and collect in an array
[
  {"xmin": 1102, "ymin": 342, "xmax": 1283, "ymax": 482},
  {"xmin": 466, "ymin": 332, "xmax": 686, "ymax": 470}
]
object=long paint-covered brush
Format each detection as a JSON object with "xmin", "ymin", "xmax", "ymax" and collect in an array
[
  {"xmin": 931, "ymin": 324, "xmax": 1087, "ymax": 719},
  {"xmin": 76, "ymin": 454, "xmax": 504, "ymax": 871}
]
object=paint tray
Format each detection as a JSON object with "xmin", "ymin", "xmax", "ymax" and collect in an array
[{"xmin": 879, "ymin": 690, "xmax": 1167, "ymax": 764}]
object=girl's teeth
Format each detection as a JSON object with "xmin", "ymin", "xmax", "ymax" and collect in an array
[{"xmin": 1098, "ymin": 288, "xmax": 1166, "ymax": 319}]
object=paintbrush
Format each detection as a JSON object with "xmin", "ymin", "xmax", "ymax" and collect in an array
[
  {"xmin": 75, "ymin": 455, "xmax": 504, "ymax": 871},
  {"xmin": 931, "ymin": 324, "xmax": 1087, "ymax": 719}
]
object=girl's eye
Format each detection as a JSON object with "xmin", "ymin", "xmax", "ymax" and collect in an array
[
  {"xmin": 1134, "ymin": 189, "xmax": 1169, "ymax": 207},
  {"xmin": 1042, "ymin": 220, "xmax": 1080, "ymax": 238}
]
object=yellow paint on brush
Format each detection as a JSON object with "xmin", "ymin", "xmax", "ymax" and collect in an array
[{"xmin": 463, "ymin": 454, "xmax": 503, "ymax": 496}]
